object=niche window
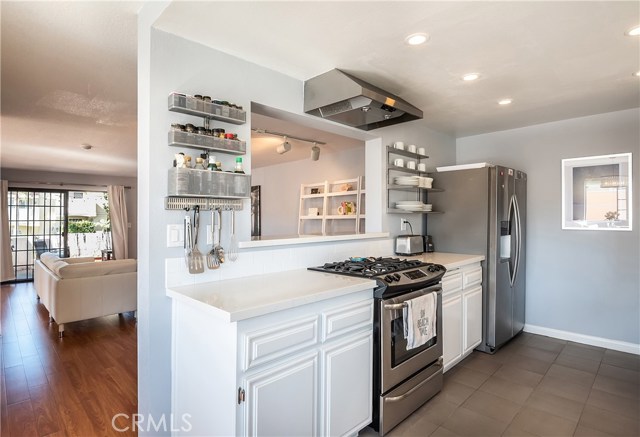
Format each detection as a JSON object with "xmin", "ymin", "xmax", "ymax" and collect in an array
[{"xmin": 562, "ymin": 153, "xmax": 632, "ymax": 230}]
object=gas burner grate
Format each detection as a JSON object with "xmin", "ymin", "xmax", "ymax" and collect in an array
[{"xmin": 317, "ymin": 257, "xmax": 425, "ymax": 277}]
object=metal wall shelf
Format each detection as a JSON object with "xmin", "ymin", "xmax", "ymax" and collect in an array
[
  {"xmin": 168, "ymin": 131, "xmax": 246, "ymax": 155},
  {"xmin": 165, "ymin": 197, "xmax": 243, "ymax": 211},
  {"xmin": 168, "ymin": 93, "xmax": 246, "ymax": 124}
]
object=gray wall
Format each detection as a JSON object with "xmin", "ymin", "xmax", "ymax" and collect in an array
[
  {"xmin": 456, "ymin": 108, "xmax": 640, "ymax": 344},
  {"xmin": 0, "ymin": 168, "xmax": 138, "ymax": 258},
  {"xmin": 375, "ymin": 122, "xmax": 457, "ymax": 236}
]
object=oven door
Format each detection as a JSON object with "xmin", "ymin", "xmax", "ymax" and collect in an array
[{"xmin": 380, "ymin": 285, "xmax": 443, "ymax": 393}]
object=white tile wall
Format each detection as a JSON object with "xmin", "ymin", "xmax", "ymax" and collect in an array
[{"xmin": 166, "ymin": 237, "xmax": 395, "ymax": 288}]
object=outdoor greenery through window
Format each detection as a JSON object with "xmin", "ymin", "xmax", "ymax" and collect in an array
[
  {"xmin": 7, "ymin": 189, "xmax": 111, "ymax": 281},
  {"xmin": 67, "ymin": 191, "xmax": 111, "ymax": 258}
]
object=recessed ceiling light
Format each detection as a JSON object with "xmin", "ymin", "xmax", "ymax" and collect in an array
[
  {"xmin": 462, "ymin": 73, "xmax": 480, "ymax": 81},
  {"xmin": 635, "ymin": 71, "xmax": 640, "ymax": 77},
  {"xmin": 625, "ymin": 25, "xmax": 640, "ymax": 36},
  {"xmin": 498, "ymin": 99, "xmax": 513, "ymax": 106},
  {"xmin": 405, "ymin": 33, "xmax": 429, "ymax": 46}
]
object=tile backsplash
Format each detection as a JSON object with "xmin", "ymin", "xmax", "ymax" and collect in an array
[{"xmin": 166, "ymin": 237, "xmax": 395, "ymax": 288}]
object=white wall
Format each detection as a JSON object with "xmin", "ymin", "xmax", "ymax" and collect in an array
[
  {"xmin": 456, "ymin": 108, "xmax": 640, "ymax": 346},
  {"xmin": 251, "ymin": 147, "xmax": 365, "ymax": 237},
  {"xmin": 0, "ymin": 168, "xmax": 138, "ymax": 258}
]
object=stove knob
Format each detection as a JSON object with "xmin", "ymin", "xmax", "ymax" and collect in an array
[
  {"xmin": 384, "ymin": 275, "xmax": 393, "ymax": 283},
  {"xmin": 427, "ymin": 265, "xmax": 437, "ymax": 272},
  {"xmin": 393, "ymin": 273, "xmax": 401, "ymax": 281}
]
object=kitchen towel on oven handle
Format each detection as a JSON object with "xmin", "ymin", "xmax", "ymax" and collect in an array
[{"xmin": 403, "ymin": 292, "xmax": 437, "ymax": 350}]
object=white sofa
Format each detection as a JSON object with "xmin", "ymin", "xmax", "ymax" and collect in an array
[{"xmin": 34, "ymin": 253, "xmax": 137, "ymax": 336}]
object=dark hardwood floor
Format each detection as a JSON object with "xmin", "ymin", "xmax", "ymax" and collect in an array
[{"xmin": 1, "ymin": 282, "xmax": 137, "ymax": 436}]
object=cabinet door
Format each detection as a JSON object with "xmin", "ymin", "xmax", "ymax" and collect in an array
[
  {"xmin": 463, "ymin": 286, "xmax": 483, "ymax": 355},
  {"xmin": 242, "ymin": 352, "xmax": 319, "ymax": 437},
  {"xmin": 442, "ymin": 295, "xmax": 462, "ymax": 371},
  {"xmin": 321, "ymin": 331, "xmax": 372, "ymax": 437}
]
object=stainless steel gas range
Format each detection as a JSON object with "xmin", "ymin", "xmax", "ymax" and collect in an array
[{"xmin": 309, "ymin": 257, "xmax": 446, "ymax": 435}]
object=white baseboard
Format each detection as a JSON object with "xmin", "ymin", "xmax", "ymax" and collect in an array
[{"xmin": 524, "ymin": 324, "xmax": 640, "ymax": 355}]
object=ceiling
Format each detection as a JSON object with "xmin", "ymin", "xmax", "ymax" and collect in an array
[
  {"xmin": 1, "ymin": 1, "xmax": 141, "ymax": 177},
  {"xmin": 1, "ymin": 1, "xmax": 638, "ymax": 177}
]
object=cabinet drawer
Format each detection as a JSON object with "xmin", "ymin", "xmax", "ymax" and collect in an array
[
  {"xmin": 462, "ymin": 265, "xmax": 483, "ymax": 288},
  {"xmin": 441, "ymin": 270, "xmax": 462, "ymax": 296},
  {"xmin": 322, "ymin": 300, "xmax": 373, "ymax": 342},
  {"xmin": 242, "ymin": 315, "xmax": 319, "ymax": 371}
]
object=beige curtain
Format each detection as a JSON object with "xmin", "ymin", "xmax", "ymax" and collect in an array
[
  {"xmin": 1, "ymin": 180, "xmax": 15, "ymax": 281},
  {"xmin": 107, "ymin": 185, "xmax": 129, "ymax": 260}
]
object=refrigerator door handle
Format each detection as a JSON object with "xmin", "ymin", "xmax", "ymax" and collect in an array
[
  {"xmin": 508, "ymin": 195, "xmax": 518, "ymax": 286},
  {"xmin": 512, "ymin": 195, "xmax": 522, "ymax": 285}
]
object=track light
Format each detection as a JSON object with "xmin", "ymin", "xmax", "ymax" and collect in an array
[
  {"xmin": 276, "ymin": 136, "xmax": 292, "ymax": 154},
  {"xmin": 311, "ymin": 143, "xmax": 320, "ymax": 161}
]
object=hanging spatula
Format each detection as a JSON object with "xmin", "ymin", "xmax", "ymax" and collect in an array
[{"xmin": 187, "ymin": 206, "xmax": 205, "ymax": 274}]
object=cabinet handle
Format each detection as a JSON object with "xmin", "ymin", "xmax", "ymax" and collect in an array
[{"xmin": 237, "ymin": 387, "xmax": 245, "ymax": 404}]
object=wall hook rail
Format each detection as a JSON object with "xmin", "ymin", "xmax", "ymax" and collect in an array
[{"xmin": 165, "ymin": 196, "xmax": 243, "ymax": 211}]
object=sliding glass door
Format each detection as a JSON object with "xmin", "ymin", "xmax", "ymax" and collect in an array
[{"xmin": 7, "ymin": 189, "xmax": 68, "ymax": 281}]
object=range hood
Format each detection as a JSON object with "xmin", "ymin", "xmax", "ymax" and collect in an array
[{"xmin": 304, "ymin": 69, "xmax": 423, "ymax": 131}]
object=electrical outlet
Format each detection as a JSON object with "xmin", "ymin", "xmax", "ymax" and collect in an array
[{"xmin": 400, "ymin": 218, "xmax": 407, "ymax": 231}]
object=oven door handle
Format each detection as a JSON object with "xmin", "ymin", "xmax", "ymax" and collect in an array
[
  {"xmin": 384, "ymin": 302, "xmax": 407, "ymax": 310},
  {"xmin": 383, "ymin": 289, "xmax": 442, "ymax": 311},
  {"xmin": 384, "ymin": 358, "xmax": 443, "ymax": 403}
]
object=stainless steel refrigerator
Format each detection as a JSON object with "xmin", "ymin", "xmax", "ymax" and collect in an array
[{"xmin": 426, "ymin": 165, "xmax": 526, "ymax": 353}]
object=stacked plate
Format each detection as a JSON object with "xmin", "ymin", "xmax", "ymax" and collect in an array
[
  {"xmin": 394, "ymin": 176, "xmax": 420, "ymax": 186},
  {"xmin": 395, "ymin": 201, "xmax": 433, "ymax": 212}
]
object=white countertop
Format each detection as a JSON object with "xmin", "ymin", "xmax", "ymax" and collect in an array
[
  {"xmin": 166, "ymin": 269, "xmax": 377, "ymax": 322},
  {"xmin": 408, "ymin": 252, "xmax": 485, "ymax": 270},
  {"xmin": 166, "ymin": 252, "xmax": 482, "ymax": 323}
]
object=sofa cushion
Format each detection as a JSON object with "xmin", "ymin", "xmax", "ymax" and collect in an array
[
  {"xmin": 40, "ymin": 253, "xmax": 72, "ymax": 277},
  {"xmin": 39, "ymin": 252, "xmax": 61, "ymax": 271},
  {"xmin": 57, "ymin": 259, "xmax": 137, "ymax": 279}
]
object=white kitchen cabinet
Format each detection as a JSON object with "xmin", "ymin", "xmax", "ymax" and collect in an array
[
  {"xmin": 170, "ymin": 289, "xmax": 373, "ymax": 436},
  {"xmin": 463, "ymin": 285, "xmax": 483, "ymax": 355},
  {"xmin": 442, "ymin": 294, "xmax": 463, "ymax": 367},
  {"xmin": 441, "ymin": 262, "xmax": 483, "ymax": 371},
  {"xmin": 242, "ymin": 351, "xmax": 319, "ymax": 436},
  {"xmin": 321, "ymin": 331, "xmax": 372, "ymax": 437}
]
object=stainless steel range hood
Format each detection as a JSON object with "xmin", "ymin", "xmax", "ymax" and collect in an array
[{"xmin": 304, "ymin": 69, "xmax": 423, "ymax": 131}]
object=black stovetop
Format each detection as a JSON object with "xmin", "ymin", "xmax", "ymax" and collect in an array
[{"xmin": 308, "ymin": 257, "xmax": 446, "ymax": 297}]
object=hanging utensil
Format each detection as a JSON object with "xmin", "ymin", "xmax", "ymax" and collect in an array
[
  {"xmin": 207, "ymin": 209, "xmax": 220, "ymax": 269},
  {"xmin": 215, "ymin": 208, "xmax": 225, "ymax": 264},
  {"xmin": 188, "ymin": 206, "xmax": 205, "ymax": 274},
  {"xmin": 184, "ymin": 210, "xmax": 192, "ymax": 268},
  {"xmin": 228, "ymin": 208, "xmax": 238, "ymax": 262}
]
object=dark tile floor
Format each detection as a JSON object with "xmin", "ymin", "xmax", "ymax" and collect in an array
[{"xmin": 362, "ymin": 332, "xmax": 640, "ymax": 436}]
